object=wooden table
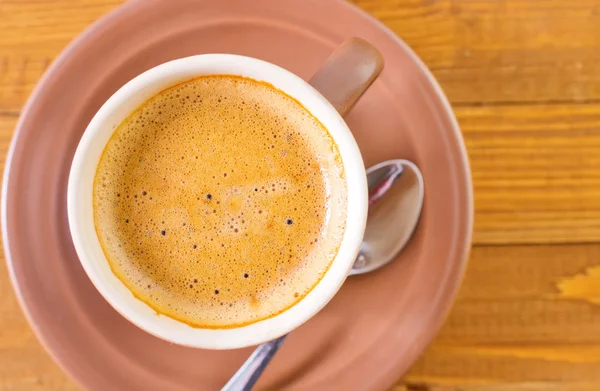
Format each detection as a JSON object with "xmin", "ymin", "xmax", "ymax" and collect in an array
[{"xmin": 2, "ymin": 1, "xmax": 600, "ymax": 390}]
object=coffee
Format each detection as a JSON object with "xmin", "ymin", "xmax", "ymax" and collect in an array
[{"xmin": 93, "ymin": 75, "xmax": 347, "ymax": 328}]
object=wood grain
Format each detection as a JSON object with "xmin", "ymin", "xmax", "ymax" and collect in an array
[
  {"xmin": 462, "ymin": 103, "xmax": 600, "ymax": 244},
  {"xmin": 1, "ymin": 0, "xmax": 600, "ymax": 390},
  {"xmin": 6, "ymin": 102, "xmax": 600, "ymax": 245},
  {"xmin": 2, "ymin": 0, "xmax": 600, "ymax": 110},
  {"xmin": 4, "ymin": 242, "xmax": 600, "ymax": 390},
  {"xmin": 405, "ymin": 244, "xmax": 600, "ymax": 390},
  {"xmin": 3, "ymin": 1, "xmax": 600, "ymax": 244},
  {"xmin": 356, "ymin": 0, "xmax": 600, "ymax": 105}
]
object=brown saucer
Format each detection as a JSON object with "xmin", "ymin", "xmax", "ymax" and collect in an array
[{"xmin": 2, "ymin": 0, "xmax": 472, "ymax": 389}]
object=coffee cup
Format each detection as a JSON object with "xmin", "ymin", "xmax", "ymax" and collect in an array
[{"xmin": 67, "ymin": 38, "xmax": 383, "ymax": 349}]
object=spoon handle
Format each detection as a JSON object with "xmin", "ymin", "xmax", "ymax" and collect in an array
[{"xmin": 220, "ymin": 335, "xmax": 287, "ymax": 391}]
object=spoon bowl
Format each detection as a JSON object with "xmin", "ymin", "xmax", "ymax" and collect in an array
[{"xmin": 351, "ymin": 159, "xmax": 424, "ymax": 275}]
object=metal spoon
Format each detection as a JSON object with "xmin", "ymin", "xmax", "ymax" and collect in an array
[{"xmin": 222, "ymin": 159, "xmax": 424, "ymax": 391}]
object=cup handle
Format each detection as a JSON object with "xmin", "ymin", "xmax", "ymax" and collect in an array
[{"xmin": 309, "ymin": 37, "xmax": 384, "ymax": 116}]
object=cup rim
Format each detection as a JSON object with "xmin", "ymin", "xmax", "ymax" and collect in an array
[{"xmin": 67, "ymin": 53, "xmax": 368, "ymax": 349}]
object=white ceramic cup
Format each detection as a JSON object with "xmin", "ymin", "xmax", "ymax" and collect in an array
[{"xmin": 67, "ymin": 38, "xmax": 383, "ymax": 349}]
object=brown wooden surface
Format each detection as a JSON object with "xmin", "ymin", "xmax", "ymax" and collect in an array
[{"xmin": 2, "ymin": 0, "xmax": 600, "ymax": 390}]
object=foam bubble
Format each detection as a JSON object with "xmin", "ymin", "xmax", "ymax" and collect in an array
[{"xmin": 93, "ymin": 75, "xmax": 347, "ymax": 328}]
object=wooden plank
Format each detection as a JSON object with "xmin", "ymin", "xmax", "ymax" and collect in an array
[
  {"xmin": 354, "ymin": 0, "xmax": 600, "ymax": 105},
  {"xmin": 461, "ymin": 103, "xmax": 600, "ymax": 244},
  {"xmin": 404, "ymin": 244, "xmax": 600, "ymax": 388},
  {"xmin": 3, "ymin": 242, "xmax": 600, "ymax": 389},
  {"xmin": 2, "ymin": 103, "xmax": 600, "ymax": 246},
  {"xmin": 2, "ymin": 0, "xmax": 600, "ymax": 111},
  {"xmin": 0, "ymin": 115, "xmax": 15, "ymax": 175}
]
